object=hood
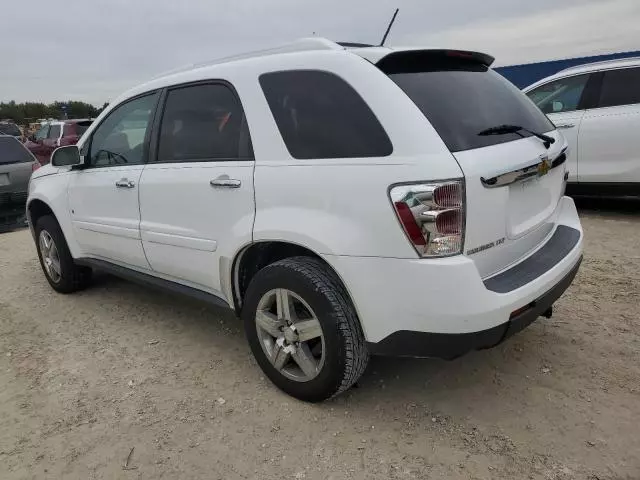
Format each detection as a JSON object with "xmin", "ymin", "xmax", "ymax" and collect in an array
[{"xmin": 31, "ymin": 163, "xmax": 62, "ymax": 180}]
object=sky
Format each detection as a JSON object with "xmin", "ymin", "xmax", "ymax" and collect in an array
[{"xmin": 1, "ymin": 0, "xmax": 638, "ymax": 105}]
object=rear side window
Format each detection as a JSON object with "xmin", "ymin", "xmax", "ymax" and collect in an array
[
  {"xmin": 48, "ymin": 125, "xmax": 61, "ymax": 139},
  {"xmin": 388, "ymin": 63, "xmax": 554, "ymax": 152},
  {"xmin": 259, "ymin": 70, "xmax": 392, "ymax": 159},
  {"xmin": 598, "ymin": 67, "xmax": 640, "ymax": 108},
  {"xmin": 156, "ymin": 83, "xmax": 251, "ymax": 162},
  {"xmin": 0, "ymin": 136, "xmax": 34, "ymax": 164}
]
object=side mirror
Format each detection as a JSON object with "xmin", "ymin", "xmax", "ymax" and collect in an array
[
  {"xmin": 51, "ymin": 145, "xmax": 82, "ymax": 167},
  {"xmin": 552, "ymin": 101, "xmax": 564, "ymax": 113}
]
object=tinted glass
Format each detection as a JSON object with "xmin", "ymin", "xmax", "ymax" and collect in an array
[
  {"xmin": 75, "ymin": 121, "xmax": 92, "ymax": 136},
  {"xmin": 0, "ymin": 136, "xmax": 34, "ymax": 164},
  {"xmin": 598, "ymin": 67, "xmax": 640, "ymax": 108},
  {"xmin": 259, "ymin": 70, "xmax": 392, "ymax": 159},
  {"xmin": 157, "ymin": 84, "xmax": 249, "ymax": 162},
  {"xmin": 34, "ymin": 125, "xmax": 49, "ymax": 140},
  {"xmin": 390, "ymin": 66, "xmax": 554, "ymax": 152},
  {"xmin": 88, "ymin": 93, "xmax": 158, "ymax": 167},
  {"xmin": 0, "ymin": 123, "xmax": 21, "ymax": 136},
  {"xmin": 527, "ymin": 74, "xmax": 590, "ymax": 114},
  {"xmin": 48, "ymin": 124, "xmax": 61, "ymax": 139}
]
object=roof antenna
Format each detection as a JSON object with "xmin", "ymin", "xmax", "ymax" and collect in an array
[{"xmin": 380, "ymin": 8, "xmax": 399, "ymax": 47}]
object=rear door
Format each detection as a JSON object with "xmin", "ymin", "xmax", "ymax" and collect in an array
[
  {"xmin": 525, "ymin": 73, "xmax": 594, "ymax": 182},
  {"xmin": 578, "ymin": 66, "xmax": 640, "ymax": 184},
  {"xmin": 382, "ymin": 52, "xmax": 567, "ymax": 278},
  {"xmin": 139, "ymin": 82, "xmax": 255, "ymax": 295},
  {"xmin": 41, "ymin": 123, "xmax": 62, "ymax": 162}
]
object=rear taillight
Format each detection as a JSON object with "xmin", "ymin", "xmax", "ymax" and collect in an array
[
  {"xmin": 390, "ymin": 180, "xmax": 465, "ymax": 257},
  {"xmin": 32, "ymin": 161, "xmax": 40, "ymax": 172}
]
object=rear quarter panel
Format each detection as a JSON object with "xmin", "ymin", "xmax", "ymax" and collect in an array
[{"xmin": 236, "ymin": 51, "xmax": 463, "ymax": 257}]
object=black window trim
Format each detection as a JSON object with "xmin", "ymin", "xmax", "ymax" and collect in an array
[
  {"xmin": 527, "ymin": 72, "xmax": 594, "ymax": 114},
  {"xmin": 80, "ymin": 90, "xmax": 162, "ymax": 170},
  {"xmin": 591, "ymin": 65, "xmax": 640, "ymax": 111},
  {"xmin": 258, "ymin": 68, "xmax": 394, "ymax": 160},
  {"xmin": 148, "ymin": 79, "xmax": 254, "ymax": 165}
]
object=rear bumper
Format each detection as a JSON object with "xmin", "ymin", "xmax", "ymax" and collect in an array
[
  {"xmin": 321, "ymin": 196, "xmax": 583, "ymax": 358},
  {"xmin": 367, "ymin": 256, "xmax": 581, "ymax": 358}
]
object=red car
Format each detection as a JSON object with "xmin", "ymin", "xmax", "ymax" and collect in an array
[{"xmin": 26, "ymin": 119, "xmax": 92, "ymax": 164}]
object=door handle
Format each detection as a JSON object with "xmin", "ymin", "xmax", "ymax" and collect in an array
[
  {"xmin": 210, "ymin": 177, "xmax": 241, "ymax": 188},
  {"xmin": 115, "ymin": 178, "xmax": 135, "ymax": 188},
  {"xmin": 556, "ymin": 124, "xmax": 575, "ymax": 129}
]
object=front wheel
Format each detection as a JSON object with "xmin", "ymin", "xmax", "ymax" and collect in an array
[
  {"xmin": 34, "ymin": 215, "xmax": 92, "ymax": 293},
  {"xmin": 242, "ymin": 257, "xmax": 368, "ymax": 402}
]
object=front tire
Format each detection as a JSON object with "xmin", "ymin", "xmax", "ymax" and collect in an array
[
  {"xmin": 34, "ymin": 215, "xmax": 92, "ymax": 293},
  {"xmin": 242, "ymin": 256, "xmax": 368, "ymax": 402}
]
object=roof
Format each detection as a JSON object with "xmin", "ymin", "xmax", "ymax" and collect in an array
[
  {"xmin": 556, "ymin": 56, "xmax": 640, "ymax": 76},
  {"xmin": 105, "ymin": 38, "xmax": 492, "ymax": 118},
  {"xmin": 523, "ymin": 55, "xmax": 640, "ymax": 91}
]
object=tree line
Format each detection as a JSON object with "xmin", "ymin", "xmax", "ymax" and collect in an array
[{"xmin": 0, "ymin": 101, "xmax": 108, "ymax": 125}]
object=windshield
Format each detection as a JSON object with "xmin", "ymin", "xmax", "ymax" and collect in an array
[
  {"xmin": 389, "ymin": 66, "xmax": 554, "ymax": 152},
  {"xmin": 0, "ymin": 136, "xmax": 34, "ymax": 164}
]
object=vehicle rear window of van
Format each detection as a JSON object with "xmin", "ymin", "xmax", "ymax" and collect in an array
[
  {"xmin": 388, "ymin": 64, "xmax": 554, "ymax": 152},
  {"xmin": 0, "ymin": 136, "xmax": 34, "ymax": 164}
]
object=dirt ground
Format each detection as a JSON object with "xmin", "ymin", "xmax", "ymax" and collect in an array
[{"xmin": 1, "ymin": 198, "xmax": 639, "ymax": 480}]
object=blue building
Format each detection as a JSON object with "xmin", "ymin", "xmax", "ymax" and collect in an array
[{"xmin": 495, "ymin": 50, "xmax": 640, "ymax": 89}]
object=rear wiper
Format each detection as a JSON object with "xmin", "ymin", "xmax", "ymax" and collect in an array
[{"xmin": 478, "ymin": 124, "xmax": 555, "ymax": 149}]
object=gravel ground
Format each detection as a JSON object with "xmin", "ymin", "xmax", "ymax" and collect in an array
[{"xmin": 1, "ymin": 198, "xmax": 639, "ymax": 480}]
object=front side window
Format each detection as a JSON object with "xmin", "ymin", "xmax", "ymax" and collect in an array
[
  {"xmin": 34, "ymin": 124, "xmax": 49, "ymax": 141},
  {"xmin": 156, "ymin": 83, "xmax": 250, "ymax": 163},
  {"xmin": 526, "ymin": 74, "xmax": 590, "ymax": 114},
  {"xmin": 598, "ymin": 67, "xmax": 640, "ymax": 108},
  {"xmin": 88, "ymin": 92, "xmax": 158, "ymax": 167},
  {"xmin": 48, "ymin": 124, "xmax": 61, "ymax": 139},
  {"xmin": 259, "ymin": 70, "xmax": 392, "ymax": 160}
]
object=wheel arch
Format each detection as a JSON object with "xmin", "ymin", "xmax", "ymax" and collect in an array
[
  {"xmin": 231, "ymin": 240, "xmax": 360, "ymax": 320},
  {"xmin": 27, "ymin": 198, "xmax": 55, "ymax": 236}
]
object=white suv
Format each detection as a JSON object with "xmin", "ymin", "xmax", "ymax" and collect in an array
[
  {"xmin": 524, "ymin": 57, "xmax": 640, "ymax": 196},
  {"xmin": 27, "ymin": 39, "xmax": 583, "ymax": 402}
]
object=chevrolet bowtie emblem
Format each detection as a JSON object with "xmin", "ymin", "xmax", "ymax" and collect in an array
[{"xmin": 538, "ymin": 157, "xmax": 551, "ymax": 177}]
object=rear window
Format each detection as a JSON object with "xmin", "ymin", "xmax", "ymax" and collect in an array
[
  {"xmin": 259, "ymin": 70, "xmax": 392, "ymax": 159},
  {"xmin": 0, "ymin": 123, "xmax": 21, "ymax": 137},
  {"xmin": 388, "ymin": 62, "xmax": 554, "ymax": 152},
  {"xmin": 0, "ymin": 136, "xmax": 34, "ymax": 164}
]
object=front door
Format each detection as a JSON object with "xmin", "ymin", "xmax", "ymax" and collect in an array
[
  {"xmin": 578, "ymin": 67, "xmax": 640, "ymax": 184},
  {"xmin": 28, "ymin": 123, "xmax": 50, "ymax": 164},
  {"xmin": 139, "ymin": 82, "xmax": 255, "ymax": 295},
  {"xmin": 68, "ymin": 92, "xmax": 160, "ymax": 269}
]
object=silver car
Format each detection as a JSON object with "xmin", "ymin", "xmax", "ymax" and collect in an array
[{"xmin": 0, "ymin": 135, "xmax": 39, "ymax": 229}]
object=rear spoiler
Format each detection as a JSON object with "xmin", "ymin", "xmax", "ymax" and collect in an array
[{"xmin": 375, "ymin": 49, "xmax": 495, "ymax": 73}]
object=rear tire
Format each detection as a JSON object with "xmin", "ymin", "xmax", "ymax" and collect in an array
[
  {"xmin": 242, "ymin": 256, "xmax": 368, "ymax": 402},
  {"xmin": 34, "ymin": 215, "xmax": 92, "ymax": 293}
]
